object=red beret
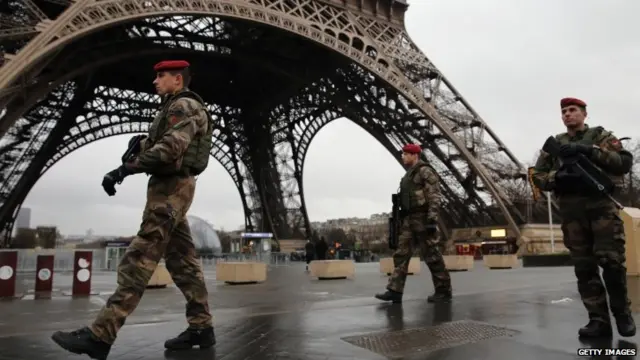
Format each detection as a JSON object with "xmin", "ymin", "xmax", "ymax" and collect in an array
[
  {"xmin": 153, "ymin": 60, "xmax": 190, "ymax": 72},
  {"xmin": 560, "ymin": 97, "xmax": 586, "ymax": 108},
  {"xmin": 402, "ymin": 144, "xmax": 422, "ymax": 154}
]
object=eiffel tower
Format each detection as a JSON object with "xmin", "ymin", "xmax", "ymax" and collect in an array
[{"xmin": 0, "ymin": 0, "xmax": 557, "ymax": 248}]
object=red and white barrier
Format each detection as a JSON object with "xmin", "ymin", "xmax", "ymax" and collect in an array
[
  {"xmin": 70, "ymin": 251, "xmax": 93, "ymax": 296},
  {"xmin": 34, "ymin": 254, "xmax": 54, "ymax": 299},
  {"xmin": 0, "ymin": 250, "xmax": 20, "ymax": 299}
]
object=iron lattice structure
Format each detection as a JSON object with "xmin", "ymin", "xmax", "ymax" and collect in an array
[{"xmin": 0, "ymin": 0, "xmax": 560, "ymax": 247}]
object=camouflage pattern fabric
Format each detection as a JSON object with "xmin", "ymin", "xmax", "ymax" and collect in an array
[
  {"xmin": 387, "ymin": 213, "xmax": 452, "ymax": 294},
  {"xmin": 561, "ymin": 202, "xmax": 630, "ymax": 323},
  {"xmin": 388, "ymin": 162, "xmax": 450, "ymax": 294},
  {"xmin": 90, "ymin": 91, "xmax": 212, "ymax": 344},
  {"xmin": 399, "ymin": 160, "xmax": 441, "ymax": 219},
  {"xmin": 128, "ymin": 89, "xmax": 209, "ymax": 175},
  {"xmin": 532, "ymin": 125, "xmax": 633, "ymax": 323},
  {"xmin": 532, "ymin": 125, "xmax": 630, "ymax": 193}
]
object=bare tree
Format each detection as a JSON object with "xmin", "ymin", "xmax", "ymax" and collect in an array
[{"xmin": 620, "ymin": 139, "xmax": 640, "ymax": 207}]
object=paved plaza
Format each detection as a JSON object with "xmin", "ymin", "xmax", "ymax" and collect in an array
[{"xmin": 0, "ymin": 261, "xmax": 639, "ymax": 359}]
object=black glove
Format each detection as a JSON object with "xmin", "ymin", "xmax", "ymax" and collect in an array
[
  {"xmin": 101, "ymin": 165, "xmax": 133, "ymax": 196},
  {"xmin": 559, "ymin": 143, "xmax": 593, "ymax": 158},
  {"xmin": 425, "ymin": 219, "xmax": 438, "ymax": 237}
]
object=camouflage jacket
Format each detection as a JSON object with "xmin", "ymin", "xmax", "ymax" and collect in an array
[
  {"xmin": 399, "ymin": 160, "xmax": 441, "ymax": 221},
  {"xmin": 532, "ymin": 124, "xmax": 632, "ymax": 202},
  {"xmin": 126, "ymin": 88, "xmax": 209, "ymax": 175}
]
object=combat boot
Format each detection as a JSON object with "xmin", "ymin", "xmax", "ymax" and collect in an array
[
  {"xmin": 614, "ymin": 313, "xmax": 636, "ymax": 337},
  {"xmin": 578, "ymin": 320, "xmax": 613, "ymax": 338},
  {"xmin": 374, "ymin": 289, "xmax": 402, "ymax": 303},
  {"xmin": 427, "ymin": 291, "xmax": 452, "ymax": 303},
  {"xmin": 165, "ymin": 326, "xmax": 216, "ymax": 350},
  {"xmin": 51, "ymin": 327, "xmax": 111, "ymax": 360}
]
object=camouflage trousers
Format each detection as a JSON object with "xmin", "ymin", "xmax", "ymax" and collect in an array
[
  {"xmin": 560, "ymin": 202, "xmax": 631, "ymax": 323},
  {"xmin": 91, "ymin": 175, "xmax": 212, "ymax": 344},
  {"xmin": 387, "ymin": 213, "xmax": 451, "ymax": 294}
]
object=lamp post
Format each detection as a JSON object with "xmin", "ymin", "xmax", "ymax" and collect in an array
[{"xmin": 547, "ymin": 191, "xmax": 554, "ymax": 253}]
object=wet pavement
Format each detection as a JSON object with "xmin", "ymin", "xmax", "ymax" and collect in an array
[{"xmin": 1, "ymin": 261, "xmax": 639, "ymax": 359}]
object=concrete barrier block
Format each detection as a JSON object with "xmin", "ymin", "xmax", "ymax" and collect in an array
[
  {"xmin": 621, "ymin": 207, "xmax": 640, "ymax": 276},
  {"xmin": 310, "ymin": 260, "xmax": 354, "ymax": 280},
  {"xmin": 147, "ymin": 262, "xmax": 174, "ymax": 288},
  {"xmin": 216, "ymin": 262, "xmax": 267, "ymax": 284}
]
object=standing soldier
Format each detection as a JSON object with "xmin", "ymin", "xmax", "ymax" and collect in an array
[
  {"xmin": 531, "ymin": 97, "xmax": 635, "ymax": 338},
  {"xmin": 316, "ymin": 237, "xmax": 328, "ymax": 260},
  {"xmin": 305, "ymin": 239, "xmax": 315, "ymax": 271},
  {"xmin": 375, "ymin": 144, "xmax": 452, "ymax": 304},
  {"xmin": 51, "ymin": 60, "xmax": 216, "ymax": 359}
]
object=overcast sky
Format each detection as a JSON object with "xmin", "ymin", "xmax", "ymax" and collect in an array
[{"xmin": 21, "ymin": 0, "xmax": 640, "ymax": 236}]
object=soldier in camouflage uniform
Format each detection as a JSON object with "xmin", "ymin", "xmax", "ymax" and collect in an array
[
  {"xmin": 375, "ymin": 144, "xmax": 452, "ymax": 304},
  {"xmin": 51, "ymin": 60, "xmax": 216, "ymax": 360},
  {"xmin": 532, "ymin": 97, "xmax": 635, "ymax": 338}
]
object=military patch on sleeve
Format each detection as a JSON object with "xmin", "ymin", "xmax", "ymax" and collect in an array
[
  {"xmin": 609, "ymin": 138, "xmax": 622, "ymax": 151},
  {"xmin": 166, "ymin": 100, "xmax": 187, "ymax": 127}
]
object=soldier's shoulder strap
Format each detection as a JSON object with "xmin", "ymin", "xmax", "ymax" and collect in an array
[
  {"xmin": 171, "ymin": 91, "xmax": 213, "ymax": 127},
  {"xmin": 172, "ymin": 90, "xmax": 206, "ymax": 106},
  {"xmin": 554, "ymin": 132, "xmax": 568, "ymax": 141},
  {"xmin": 424, "ymin": 163, "xmax": 436, "ymax": 171},
  {"xmin": 418, "ymin": 162, "xmax": 436, "ymax": 172},
  {"xmin": 170, "ymin": 91, "xmax": 208, "ymax": 116},
  {"xmin": 587, "ymin": 125, "xmax": 612, "ymax": 142},
  {"xmin": 413, "ymin": 162, "xmax": 436, "ymax": 181},
  {"xmin": 407, "ymin": 162, "xmax": 426, "ymax": 175}
]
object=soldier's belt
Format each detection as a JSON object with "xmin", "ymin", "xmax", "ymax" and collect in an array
[
  {"xmin": 178, "ymin": 167, "xmax": 197, "ymax": 177},
  {"xmin": 401, "ymin": 208, "xmax": 429, "ymax": 215},
  {"xmin": 151, "ymin": 167, "xmax": 197, "ymax": 178}
]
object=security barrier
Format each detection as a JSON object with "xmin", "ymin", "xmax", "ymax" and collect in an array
[
  {"xmin": 0, "ymin": 250, "xmax": 20, "ymax": 299},
  {"xmin": 309, "ymin": 260, "xmax": 355, "ymax": 280},
  {"xmin": 63, "ymin": 251, "xmax": 97, "ymax": 296},
  {"xmin": 34, "ymin": 254, "xmax": 54, "ymax": 298},
  {"xmin": 0, "ymin": 249, "xmax": 291, "ymax": 299}
]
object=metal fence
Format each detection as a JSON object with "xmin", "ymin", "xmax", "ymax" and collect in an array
[
  {"xmin": 199, "ymin": 252, "xmax": 290, "ymax": 269},
  {"xmin": 3, "ymin": 249, "xmax": 290, "ymax": 273},
  {"xmin": 3, "ymin": 248, "xmax": 108, "ymax": 273}
]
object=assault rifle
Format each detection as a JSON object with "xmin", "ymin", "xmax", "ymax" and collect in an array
[
  {"xmin": 121, "ymin": 135, "xmax": 144, "ymax": 165},
  {"xmin": 388, "ymin": 193, "xmax": 400, "ymax": 250},
  {"xmin": 542, "ymin": 136, "xmax": 623, "ymax": 209}
]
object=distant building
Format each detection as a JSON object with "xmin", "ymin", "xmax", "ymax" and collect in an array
[
  {"xmin": 12, "ymin": 225, "xmax": 58, "ymax": 248},
  {"xmin": 15, "ymin": 207, "xmax": 31, "ymax": 229}
]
